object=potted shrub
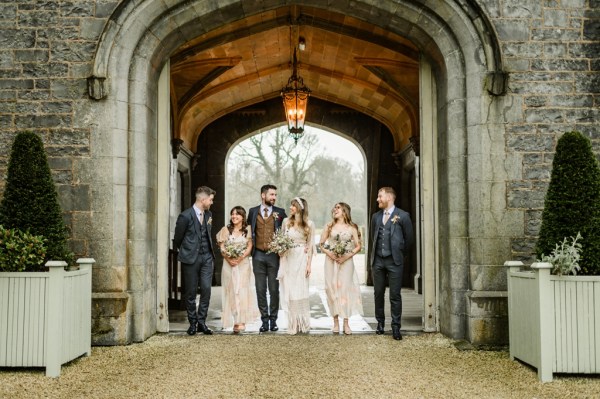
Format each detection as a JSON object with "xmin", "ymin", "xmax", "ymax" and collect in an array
[
  {"xmin": 0, "ymin": 132, "xmax": 94, "ymax": 377},
  {"xmin": 506, "ymin": 131, "xmax": 600, "ymax": 382}
]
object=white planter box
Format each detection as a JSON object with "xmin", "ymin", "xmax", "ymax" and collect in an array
[
  {"xmin": 0, "ymin": 258, "xmax": 95, "ymax": 377},
  {"xmin": 506, "ymin": 261, "xmax": 600, "ymax": 382}
]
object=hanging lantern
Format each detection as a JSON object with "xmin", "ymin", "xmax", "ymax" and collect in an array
[{"xmin": 281, "ymin": 48, "xmax": 310, "ymax": 143}]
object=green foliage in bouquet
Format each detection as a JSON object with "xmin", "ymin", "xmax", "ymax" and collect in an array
[
  {"xmin": 535, "ymin": 131, "xmax": 600, "ymax": 275},
  {"xmin": 0, "ymin": 132, "xmax": 74, "ymax": 267},
  {"xmin": 0, "ymin": 225, "xmax": 47, "ymax": 272}
]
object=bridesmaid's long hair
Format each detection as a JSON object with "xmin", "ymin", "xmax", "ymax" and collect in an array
[
  {"xmin": 288, "ymin": 197, "xmax": 310, "ymax": 238},
  {"xmin": 325, "ymin": 202, "xmax": 361, "ymax": 242},
  {"xmin": 227, "ymin": 206, "xmax": 248, "ymax": 236}
]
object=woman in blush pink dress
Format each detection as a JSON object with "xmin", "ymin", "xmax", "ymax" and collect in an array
[
  {"xmin": 216, "ymin": 206, "xmax": 259, "ymax": 333},
  {"xmin": 319, "ymin": 202, "xmax": 363, "ymax": 335}
]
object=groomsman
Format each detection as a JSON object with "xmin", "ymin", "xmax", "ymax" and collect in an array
[
  {"xmin": 370, "ymin": 187, "xmax": 414, "ymax": 340},
  {"xmin": 248, "ymin": 184, "xmax": 287, "ymax": 332},
  {"xmin": 173, "ymin": 186, "xmax": 216, "ymax": 336}
]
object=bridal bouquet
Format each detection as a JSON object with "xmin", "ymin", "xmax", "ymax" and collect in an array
[
  {"xmin": 222, "ymin": 238, "xmax": 247, "ymax": 259},
  {"xmin": 323, "ymin": 234, "xmax": 354, "ymax": 257},
  {"xmin": 267, "ymin": 229, "xmax": 295, "ymax": 255}
]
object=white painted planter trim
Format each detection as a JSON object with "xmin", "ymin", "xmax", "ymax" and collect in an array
[
  {"xmin": 0, "ymin": 258, "xmax": 94, "ymax": 377},
  {"xmin": 506, "ymin": 261, "xmax": 600, "ymax": 382}
]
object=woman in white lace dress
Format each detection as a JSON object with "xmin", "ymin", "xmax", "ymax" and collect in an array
[
  {"xmin": 319, "ymin": 202, "xmax": 363, "ymax": 334},
  {"xmin": 278, "ymin": 197, "xmax": 315, "ymax": 334},
  {"xmin": 216, "ymin": 206, "xmax": 259, "ymax": 333}
]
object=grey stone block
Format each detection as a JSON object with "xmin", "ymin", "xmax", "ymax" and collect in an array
[
  {"xmin": 494, "ymin": 20, "xmax": 530, "ymax": 41},
  {"xmin": 14, "ymin": 49, "xmax": 49, "ymax": 62},
  {"xmin": 15, "ymin": 114, "xmax": 71, "ymax": 128},
  {"xmin": 60, "ymin": 1, "xmax": 94, "ymax": 17},
  {"xmin": 544, "ymin": 9, "xmax": 569, "ymax": 27},
  {"xmin": 0, "ymin": 29, "xmax": 35, "ymax": 47},
  {"xmin": 22, "ymin": 62, "xmax": 69, "ymax": 78},
  {"xmin": 531, "ymin": 59, "xmax": 589, "ymax": 71},
  {"xmin": 51, "ymin": 41, "xmax": 97, "ymax": 63},
  {"xmin": 18, "ymin": 10, "xmax": 59, "ymax": 27},
  {"xmin": 507, "ymin": 189, "xmax": 546, "ymax": 209},
  {"xmin": 57, "ymin": 184, "xmax": 91, "ymax": 212},
  {"xmin": 532, "ymin": 28, "xmax": 581, "ymax": 40}
]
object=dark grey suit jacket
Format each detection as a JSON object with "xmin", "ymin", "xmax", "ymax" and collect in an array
[
  {"xmin": 370, "ymin": 207, "xmax": 414, "ymax": 266},
  {"xmin": 247, "ymin": 205, "xmax": 287, "ymax": 256},
  {"xmin": 173, "ymin": 207, "xmax": 215, "ymax": 264}
]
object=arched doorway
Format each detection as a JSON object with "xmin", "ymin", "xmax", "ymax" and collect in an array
[{"xmin": 90, "ymin": 0, "xmax": 507, "ymax": 345}]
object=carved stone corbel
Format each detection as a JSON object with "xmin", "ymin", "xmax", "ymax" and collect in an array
[{"xmin": 87, "ymin": 76, "xmax": 107, "ymax": 100}]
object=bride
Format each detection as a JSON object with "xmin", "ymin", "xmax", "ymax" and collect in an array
[
  {"xmin": 319, "ymin": 202, "xmax": 363, "ymax": 334},
  {"xmin": 278, "ymin": 197, "xmax": 315, "ymax": 334}
]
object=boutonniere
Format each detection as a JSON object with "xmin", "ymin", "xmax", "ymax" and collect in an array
[
  {"xmin": 207, "ymin": 217, "xmax": 213, "ymax": 225},
  {"xmin": 272, "ymin": 212, "xmax": 280, "ymax": 220},
  {"xmin": 391, "ymin": 215, "xmax": 400, "ymax": 224}
]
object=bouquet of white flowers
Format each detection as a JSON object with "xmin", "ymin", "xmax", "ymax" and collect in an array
[
  {"xmin": 323, "ymin": 233, "xmax": 354, "ymax": 257},
  {"xmin": 222, "ymin": 238, "xmax": 247, "ymax": 259},
  {"xmin": 267, "ymin": 229, "xmax": 295, "ymax": 255}
]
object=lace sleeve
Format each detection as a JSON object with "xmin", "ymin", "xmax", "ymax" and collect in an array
[{"xmin": 216, "ymin": 226, "xmax": 229, "ymax": 244}]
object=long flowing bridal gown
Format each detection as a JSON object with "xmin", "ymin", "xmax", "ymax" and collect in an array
[
  {"xmin": 324, "ymin": 229, "xmax": 363, "ymax": 319},
  {"xmin": 278, "ymin": 219, "xmax": 315, "ymax": 334},
  {"xmin": 217, "ymin": 226, "xmax": 259, "ymax": 329}
]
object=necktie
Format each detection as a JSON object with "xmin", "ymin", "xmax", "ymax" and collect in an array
[
  {"xmin": 199, "ymin": 212, "xmax": 203, "ymax": 225},
  {"xmin": 383, "ymin": 211, "xmax": 390, "ymax": 224},
  {"xmin": 263, "ymin": 208, "xmax": 269, "ymax": 219}
]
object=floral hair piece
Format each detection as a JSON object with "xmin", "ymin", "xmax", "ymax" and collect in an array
[{"xmin": 293, "ymin": 197, "xmax": 304, "ymax": 210}]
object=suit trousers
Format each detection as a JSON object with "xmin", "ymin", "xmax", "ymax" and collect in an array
[
  {"xmin": 372, "ymin": 254, "xmax": 403, "ymax": 328},
  {"xmin": 252, "ymin": 249, "xmax": 280, "ymax": 322},
  {"xmin": 182, "ymin": 252, "xmax": 214, "ymax": 325}
]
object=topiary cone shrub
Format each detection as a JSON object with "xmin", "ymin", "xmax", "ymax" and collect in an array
[
  {"xmin": 0, "ymin": 132, "xmax": 74, "ymax": 271},
  {"xmin": 535, "ymin": 131, "xmax": 600, "ymax": 275}
]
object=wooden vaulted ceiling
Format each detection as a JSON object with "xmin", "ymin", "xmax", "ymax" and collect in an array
[{"xmin": 170, "ymin": 5, "xmax": 420, "ymax": 151}]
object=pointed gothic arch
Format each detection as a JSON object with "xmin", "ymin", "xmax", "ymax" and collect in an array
[{"xmin": 89, "ymin": 0, "xmax": 508, "ymax": 345}]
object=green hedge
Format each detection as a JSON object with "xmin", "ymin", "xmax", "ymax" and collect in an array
[
  {"xmin": 0, "ymin": 225, "xmax": 46, "ymax": 272},
  {"xmin": 535, "ymin": 131, "xmax": 600, "ymax": 275},
  {"xmin": 0, "ymin": 132, "xmax": 74, "ymax": 267}
]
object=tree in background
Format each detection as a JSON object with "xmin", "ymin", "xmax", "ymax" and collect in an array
[
  {"xmin": 535, "ymin": 131, "xmax": 600, "ymax": 275},
  {"xmin": 227, "ymin": 127, "xmax": 366, "ymax": 230},
  {"xmin": 0, "ymin": 132, "xmax": 74, "ymax": 269}
]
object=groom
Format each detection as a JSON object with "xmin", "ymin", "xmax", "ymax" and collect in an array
[
  {"xmin": 248, "ymin": 184, "xmax": 287, "ymax": 332},
  {"xmin": 370, "ymin": 186, "xmax": 414, "ymax": 341}
]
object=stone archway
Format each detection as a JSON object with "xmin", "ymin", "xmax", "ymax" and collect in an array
[{"xmin": 89, "ymin": 0, "xmax": 508, "ymax": 345}]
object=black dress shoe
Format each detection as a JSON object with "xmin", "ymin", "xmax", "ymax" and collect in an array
[
  {"xmin": 376, "ymin": 322, "xmax": 385, "ymax": 335},
  {"xmin": 270, "ymin": 320, "xmax": 279, "ymax": 332},
  {"xmin": 187, "ymin": 324, "xmax": 197, "ymax": 336},
  {"xmin": 197, "ymin": 323, "xmax": 213, "ymax": 335},
  {"xmin": 392, "ymin": 326, "xmax": 402, "ymax": 341},
  {"xmin": 259, "ymin": 321, "xmax": 269, "ymax": 332}
]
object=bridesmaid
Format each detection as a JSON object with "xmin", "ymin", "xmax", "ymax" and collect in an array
[
  {"xmin": 319, "ymin": 202, "xmax": 363, "ymax": 335},
  {"xmin": 278, "ymin": 197, "xmax": 315, "ymax": 334},
  {"xmin": 216, "ymin": 206, "xmax": 259, "ymax": 333}
]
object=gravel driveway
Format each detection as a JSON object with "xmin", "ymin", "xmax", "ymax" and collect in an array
[{"xmin": 1, "ymin": 333, "xmax": 599, "ymax": 398}]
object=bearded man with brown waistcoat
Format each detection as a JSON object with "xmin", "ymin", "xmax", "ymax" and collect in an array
[{"xmin": 247, "ymin": 184, "xmax": 287, "ymax": 332}]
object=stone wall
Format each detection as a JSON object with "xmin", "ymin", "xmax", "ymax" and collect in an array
[
  {"xmin": 484, "ymin": 0, "xmax": 599, "ymax": 263},
  {"xmin": 0, "ymin": 0, "xmax": 597, "ymax": 345},
  {"xmin": 0, "ymin": 1, "xmax": 115, "ymax": 258}
]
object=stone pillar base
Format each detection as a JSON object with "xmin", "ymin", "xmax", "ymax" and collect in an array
[
  {"xmin": 466, "ymin": 291, "xmax": 508, "ymax": 346},
  {"xmin": 91, "ymin": 292, "xmax": 130, "ymax": 345}
]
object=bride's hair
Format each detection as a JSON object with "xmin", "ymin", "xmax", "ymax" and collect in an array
[
  {"xmin": 325, "ymin": 202, "xmax": 361, "ymax": 242},
  {"xmin": 288, "ymin": 197, "xmax": 310, "ymax": 238}
]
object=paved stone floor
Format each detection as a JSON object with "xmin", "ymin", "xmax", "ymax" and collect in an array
[{"xmin": 170, "ymin": 254, "xmax": 424, "ymax": 334}]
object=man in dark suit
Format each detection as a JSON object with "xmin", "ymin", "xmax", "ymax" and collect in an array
[
  {"xmin": 370, "ymin": 186, "xmax": 414, "ymax": 340},
  {"xmin": 247, "ymin": 184, "xmax": 287, "ymax": 332},
  {"xmin": 173, "ymin": 186, "xmax": 216, "ymax": 336}
]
